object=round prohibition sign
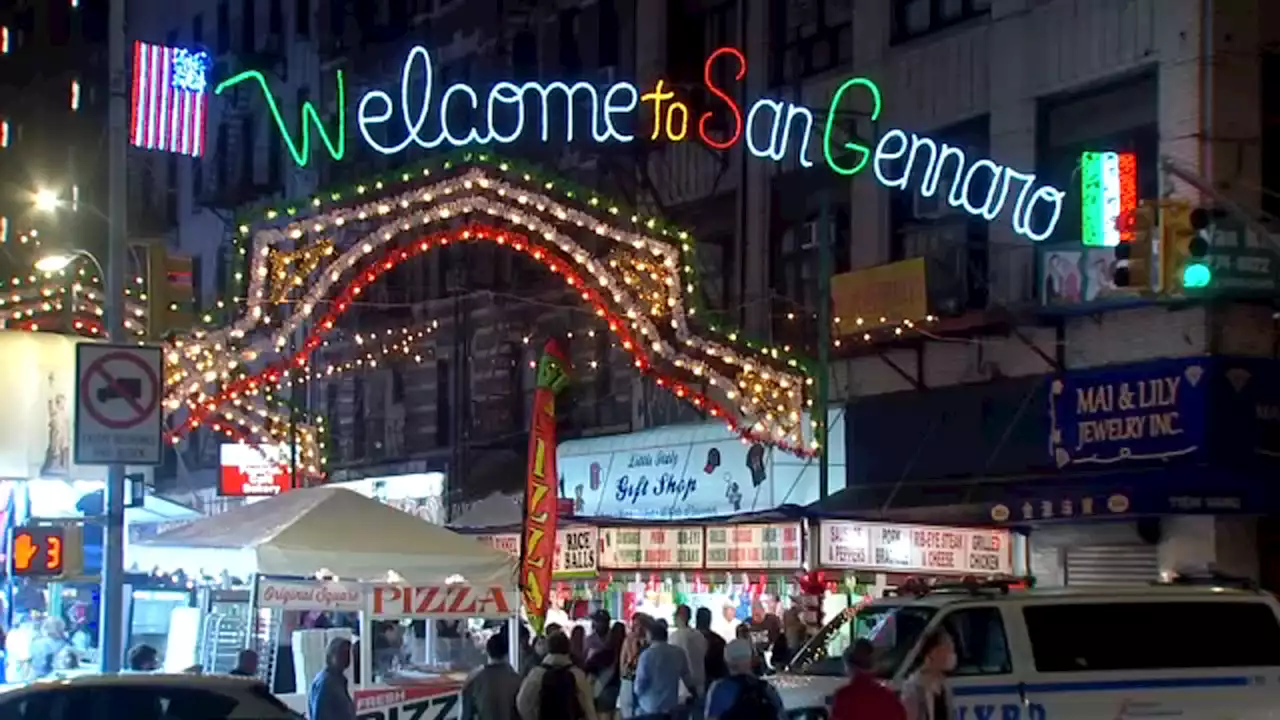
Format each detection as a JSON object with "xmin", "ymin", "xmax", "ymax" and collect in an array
[{"xmin": 80, "ymin": 351, "xmax": 160, "ymax": 430}]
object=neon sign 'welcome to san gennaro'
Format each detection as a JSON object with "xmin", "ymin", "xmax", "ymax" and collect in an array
[{"xmin": 218, "ymin": 45, "xmax": 1065, "ymax": 241}]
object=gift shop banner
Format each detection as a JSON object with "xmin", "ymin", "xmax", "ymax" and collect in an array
[
  {"xmin": 818, "ymin": 520, "xmax": 1011, "ymax": 575},
  {"xmin": 556, "ymin": 410, "xmax": 846, "ymax": 520}
]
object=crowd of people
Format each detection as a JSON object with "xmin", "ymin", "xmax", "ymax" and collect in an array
[{"xmin": 449, "ymin": 603, "xmax": 793, "ymax": 720}]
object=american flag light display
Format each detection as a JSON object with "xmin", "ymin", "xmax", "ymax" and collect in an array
[{"xmin": 129, "ymin": 41, "xmax": 211, "ymax": 157}]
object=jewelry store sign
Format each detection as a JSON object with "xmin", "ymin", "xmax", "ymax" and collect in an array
[{"xmin": 818, "ymin": 520, "xmax": 1011, "ymax": 575}]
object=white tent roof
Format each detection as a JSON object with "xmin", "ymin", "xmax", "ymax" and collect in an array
[{"xmin": 130, "ymin": 486, "xmax": 516, "ymax": 585}]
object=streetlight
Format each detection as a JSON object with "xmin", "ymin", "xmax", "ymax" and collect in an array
[
  {"xmin": 33, "ymin": 188, "xmax": 62, "ymax": 214},
  {"xmin": 34, "ymin": 249, "xmax": 105, "ymax": 276}
]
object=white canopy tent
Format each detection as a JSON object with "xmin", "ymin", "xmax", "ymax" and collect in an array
[{"xmin": 129, "ymin": 486, "xmax": 516, "ymax": 585}]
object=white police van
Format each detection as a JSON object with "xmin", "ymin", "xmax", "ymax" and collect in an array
[{"xmin": 770, "ymin": 576, "xmax": 1280, "ymax": 719}]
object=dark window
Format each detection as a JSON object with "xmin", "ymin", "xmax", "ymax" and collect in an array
[
  {"xmin": 240, "ymin": 116, "xmax": 254, "ymax": 186},
  {"xmin": 598, "ymin": 0, "xmax": 620, "ymax": 67},
  {"xmin": 770, "ymin": 0, "xmax": 852, "ymax": 86},
  {"xmin": 325, "ymin": 383, "xmax": 339, "ymax": 426},
  {"xmin": 192, "ymin": 13, "xmax": 204, "ymax": 44},
  {"xmin": 352, "ymin": 375, "xmax": 367, "ymax": 457},
  {"xmin": 558, "ymin": 10, "xmax": 581, "ymax": 73},
  {"xmin": 240, "ymin": 0, "xmax": 255, "ymax": 52},
  {"xmin": 1023, "ymin": 601, "xmax": 1280, "ymax": 672},
  {"xmin": 296, "ymin": 0, "xmax": 311, "ymax": 37},
  {"xmin": 191, "ymin": 256, "xmax": 205, "ymax": 312},
  {"xmin": 216, "ymin": 0, "xmax": 230, "ymax": 54},
  {"xmin": 436, "ymin": 359, "xmax": 451, "ymax": 446},
  {"xmin": 391, "ymin": 365, "xmax": 405, "ymax": 403},
  {"xmin": 215, "ymin": 123, "xmax": 229, "ymax": 189},
  {"xmin": 269, "ymin": 0, "xmax": 284, "ymax": 36},
  {"xmin": 267, "ymin": 126, "xmax": 281, "ymax": 188},
  {"xmin": 892, "ymin": 0, "xmax": 990, "ymax": 44}
]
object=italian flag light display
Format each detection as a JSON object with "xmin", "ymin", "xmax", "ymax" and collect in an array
[{"xmin": 1080, "ymin": 151, "xmax": 1137, "ymax": 247}]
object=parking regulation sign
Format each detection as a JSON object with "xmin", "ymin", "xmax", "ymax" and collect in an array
[{"xmin": 74, "ymin": 343, "xmax": 165, "ymax": 465}]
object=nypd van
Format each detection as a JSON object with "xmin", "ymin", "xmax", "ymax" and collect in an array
[{"xmin": 770, "ymin": 578, "xmax": 1280, "ymax": 719}]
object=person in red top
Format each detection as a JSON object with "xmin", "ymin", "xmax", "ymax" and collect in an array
[{"xmin": 829, "ymin": 639, "xmax": 907, "ymax": 720}]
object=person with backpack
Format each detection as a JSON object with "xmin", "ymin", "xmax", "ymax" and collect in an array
[
  {"xmin": 517, "ymin": 631, "xmax": 599, "ymax": 720},
  {"xmin": 703, "ymin": 639, "xmax": 786, "ymax": 720},
  {"xmin": 695, "ymin": 608, "xmax": 727, "ymax": 687}
]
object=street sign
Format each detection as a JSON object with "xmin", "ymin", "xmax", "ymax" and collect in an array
[
  {"xmin": 1203, "ymin": 223, "xmax": 1279, "ymax": 294},
  {"xmin": 74, "ymin": 343, "xmax": 164, "ymax": 465},
  {"xmin": 10, "ymin": 526, "xmax": 66, "ymax": 576}
]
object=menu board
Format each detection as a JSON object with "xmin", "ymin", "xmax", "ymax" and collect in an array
[
  {"xmin": 476, "ymin": 533, "xmax": 520, "ymax": 559},
  {"xmin": 554, "ymin": 527, "xmax": 599, "ymax": 577},
  {"xmin": 704, "ymin": 523, "xmax": 803, "ymax": 570},
  {"xmin": 598, "ymin": 526, "xmax": 704, "ymax": 569},
  {"xmin": 818, "ymin": 520, "xmax": 1011, "ymax": 575},
  {"xmin": 476, "ymin": 529, "xmax": 600, "ymax": 577}
]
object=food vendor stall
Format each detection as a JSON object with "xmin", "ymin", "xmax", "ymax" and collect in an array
[
  {"xmin": 131, "ymin": 486, "xmax": 519, "ymax": 716},
  {"xmin": 471, "ymin": 524, "xmax": 602, "ymax": 631},
  {"xmin": 815, "ymin": 518, "xmax": 1014, "ymax": 615}
]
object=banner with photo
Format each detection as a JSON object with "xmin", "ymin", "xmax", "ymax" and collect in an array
[{"xmin": 1039, "ymin": 244, "xmax": 1142, "ymax": 306}]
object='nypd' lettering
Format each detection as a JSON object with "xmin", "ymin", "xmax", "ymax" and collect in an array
[{"xmin": 957, "ymin": 703, "xmax": 1046, "ymax": 720}]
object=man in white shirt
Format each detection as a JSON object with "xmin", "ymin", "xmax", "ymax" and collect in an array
[
  {"xmin": 712, "ymin": 603, "xmax": 741, "ymax": 644},
  {"xmin": 670, "ymin": 604, "xmax": 708, "ymax": 703}
]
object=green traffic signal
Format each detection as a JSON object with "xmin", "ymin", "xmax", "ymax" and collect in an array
[{"xmin": 1182, "ymin": 263, "xmax": 1212, "ymax": 288}]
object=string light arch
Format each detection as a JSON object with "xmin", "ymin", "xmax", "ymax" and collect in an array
[{"xmin": 168, "ymin": 152, "xmax": 821, "ymax": 459}]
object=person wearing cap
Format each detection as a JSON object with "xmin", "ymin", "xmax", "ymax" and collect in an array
[
  {"xmin": 829, "ymin": 639, "xmax": 905, "ymax": 720},
  {"xmin": 703, "ymin": 639, "xmax": 785, "ymax": 720}
]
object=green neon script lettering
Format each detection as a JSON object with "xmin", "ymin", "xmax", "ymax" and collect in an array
[
  {"xmin": 216, "ymin": 70, "xmax": 346, "ymax": 167},
  {"xmin": 823, "ymin": 77, "xmax": 882, "ymax": 176}
]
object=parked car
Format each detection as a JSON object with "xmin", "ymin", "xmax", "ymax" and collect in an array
[{"xmin": 0, "ymin": 672, "xmax": 302, "ymax": 720}]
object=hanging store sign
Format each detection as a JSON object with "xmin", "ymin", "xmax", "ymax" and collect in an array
[
  {"xmin": 256, "ymin": 578, "xmax": 363, "ymax": 612},
  {"xmin": 221, "ymin": 47, "xmax": 1063, "ymax": 242},
  {"xmin": 1048, "ymin": 358, "xmax": 1208, "ymax": 469},
  {"xmin": 219, "ymin": 443, "xmax": 292, "ymax": 496},
  {"xmin": 369, "ymin": 583, "xmax": 514, "ymax": 619},
  {"xmin": 818, "ymin": 520, "xmax": 1011, "ymax": 575},
  {"xmin": 476, "ymin": 532, "xmax": 521, "ymax": 559},
  {"xmin": 554, "ymin": 527, "xmax": 598, "ymax": 577},
  {"xmin": 598, "ymin": 526, "xmax": 704, "ymax": 570},
  {"xmin": 474, "ymin": 528, "xmax": 599, "ymax": 577},
  {"xmin": 704, "ymin": 522, "xmax": 802, "ymax": 570}
]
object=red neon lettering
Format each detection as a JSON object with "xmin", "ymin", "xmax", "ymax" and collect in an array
[{"xmin": 699, "ymin": 47, "xmax": 746, "ymax": 150}]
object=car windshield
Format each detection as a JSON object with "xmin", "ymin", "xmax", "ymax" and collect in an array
[{"xmin": 782, "ymin": 603, "xmax": 937, "ymax": 678}]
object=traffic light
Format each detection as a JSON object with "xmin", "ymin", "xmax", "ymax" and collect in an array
[
  {"xmin": 1112, "ymin": 200, "xmax": 1157, "ymax": 290},
  {"xmin": 9, "ymin": 525, "xmax": 83, "ymax": 578},
  {"xmin": 146, "ymin": 244, "xmax": 196, "ymax": 338},
  {"xmin": 1161, "ymin": 200, "xmax": 1218, "ymax": 292}
]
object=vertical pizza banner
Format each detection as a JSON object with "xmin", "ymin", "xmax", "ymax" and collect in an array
[{"xmin": 521, "ymin": 339, "xmax": 570, "ymax": 634}]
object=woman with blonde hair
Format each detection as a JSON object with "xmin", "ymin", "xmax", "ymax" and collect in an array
[{"xmin": 616, "ymin": 614, "xmax": 652, "ymax": 718}]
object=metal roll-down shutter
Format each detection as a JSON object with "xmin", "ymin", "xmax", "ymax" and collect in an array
[{"xmin": 1064, "ymin": 545, "xmax": 1159, "ymax": 587}]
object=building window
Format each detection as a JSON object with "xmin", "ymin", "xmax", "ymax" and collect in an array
[
  {"xmin": 296, "ymin": 0, "xmax": 311, "ymax": 38},
  {"xmin": 70, "ymin": 79, "xmax": 81, "ymax": 110},
  {"xmin": 2, "ymin": 120, "xmax": 11, "ymax": 148},
  {"xmin": 770, "ymin": 0, "xmax": 853, "ymax": 86},
  {"xmin": 667, "ymin": 0, "xmax": 736, "ymax": 84},
  {"xmin": 240, "ymin": 0, "xmax": 255, "ymax": 53},
  {"xmin": 269, "ymin": 0, "xmax": 283, "ymax": 36},
  {"xmin": 892, "ymin": 0, "xmax": 991, "ymax": 44},
  {"xmin": 216, "ymin": 0, "xmax": 229, "ymax": 54},
  {"xmin": 1, "ymin": 27, "xmax": 9, "ymax": 53}
]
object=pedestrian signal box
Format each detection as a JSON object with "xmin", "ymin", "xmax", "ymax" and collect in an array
[{"xmin": 9, "ymin": 524, "xmax": 83, "ymax": 578}]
